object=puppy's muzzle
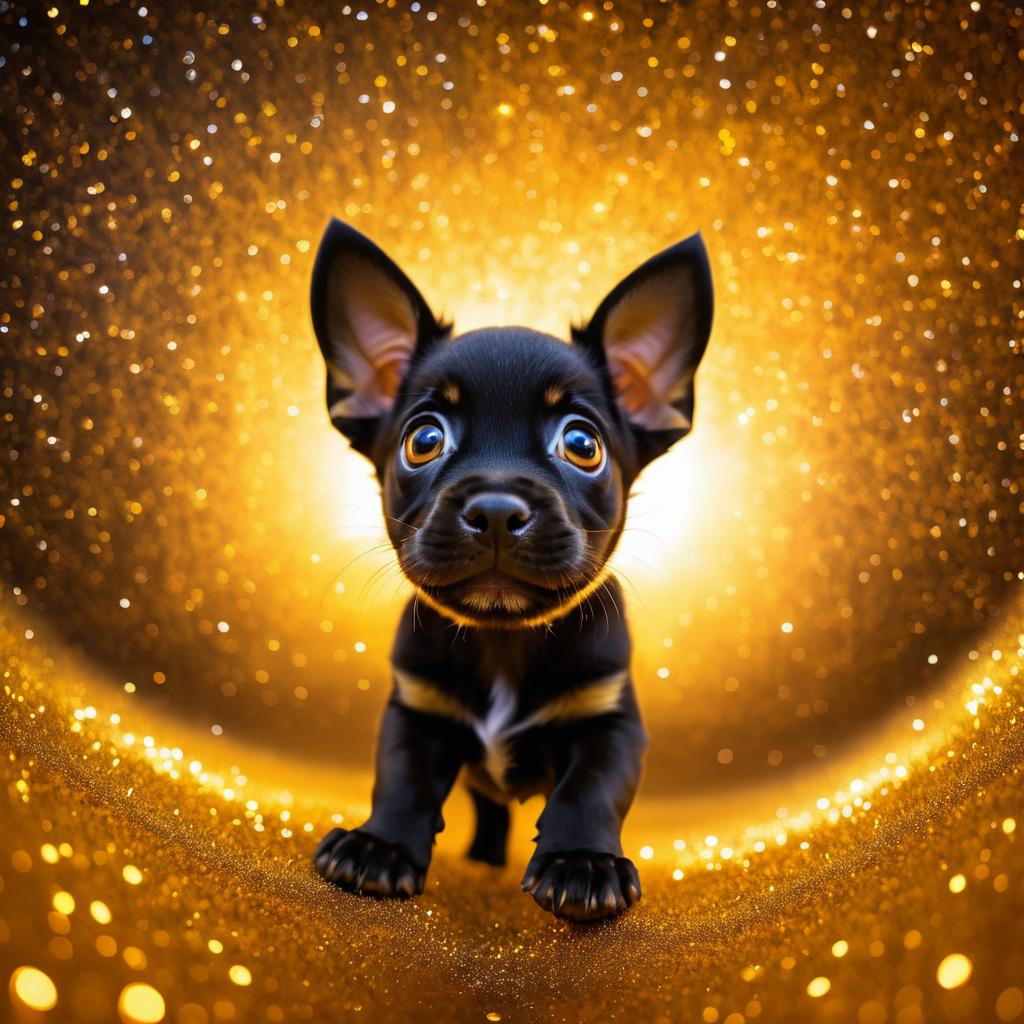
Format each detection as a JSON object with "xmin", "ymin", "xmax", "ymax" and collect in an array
[{"xmin": 402, "ymin": 473, "xmax": 589, "ymax": 594}]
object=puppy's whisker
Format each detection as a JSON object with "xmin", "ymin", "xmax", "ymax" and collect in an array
[
  {"xmin": 321, "ymin": 542, "xmax": 396, "ymax": 593},
  {"xmin": 317, "ymin": 544, "xmax": 398, "ymax": 610},
  {"xmin": 325, "ymin": 540, "xmax": 395, "ymax": 571},
  {"xmin": 583, "ymin": 525, "xmax": 666, "ymax": 544},
  {"xmin": 305, "ymin": 525, "xmax": 392, "ymax": 543},
  {"xmin": 372, "ymin": 576, "xmax": 415, "ymax": 624},
  {"xmin": 578, "ymin": 510, "xmax": 657, "ymax": 534},
  {"xmin": 358, "ymin": 560, "xmax": 407, "ymax": 605},
  {"xmin": 381, "ymin": 515, "xmax": 421, "ymax": 533},
  {"xmin": 319, "ymin": 500, "xmax": 423, "ymax": 533},
  {"xmin": 608, "ymin": 566, "xmax": 660, "ymax": 633},
  {"xmin": 611, "ymin": 550, "xmax": 671, "ymax": 592}
]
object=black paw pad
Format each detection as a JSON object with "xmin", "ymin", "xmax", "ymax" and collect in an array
[
  {"xmin": 313, "ymin": 828, "xmax": 424, "ymax": 898},
  {"xmin": 521, "ymin": 849, "xmax": 641, "ymax": 921}
]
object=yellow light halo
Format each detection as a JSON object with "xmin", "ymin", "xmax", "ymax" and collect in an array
[{"xmin": 1, "ymin": 0, "xmax": 1021, "ymax": 1017}]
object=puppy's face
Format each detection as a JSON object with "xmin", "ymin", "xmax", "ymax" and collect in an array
[
  {"xmin": 310, "ymin": 221, "xmax": 713, "ymax": 627},
  {"xmin": 377, "ymin": 330, "xmax": 627, "ymax": 625}
]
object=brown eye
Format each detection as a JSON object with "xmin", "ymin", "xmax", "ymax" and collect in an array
[
  {"xmin": 403, "ymin": 422, "xmax": 445, "ymax": 466},
  {"xmin": 558, "ymin": 424, "xmax": 604, "ymax": 471}
]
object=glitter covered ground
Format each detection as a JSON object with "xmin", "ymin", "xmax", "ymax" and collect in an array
[{"xmin": 1, "ymin": 1, "xmax": 1023, "ymax": 1022}]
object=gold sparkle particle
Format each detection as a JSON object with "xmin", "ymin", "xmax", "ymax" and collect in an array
[
  {"xmin": 936, "ymin": 954, "xmax": 973, "ymax": 990},
  {"xmin": 10, "ymin": 966, "xmax": 59, "ymax": 1012},
  {"xmin": 997, "ymin": 989, "xmax": 1024, "ymax": 1021},
  {"xmin": 122, "ymin": 864, "xmax": 143, "ymax": 885},
  {"xmin": 229, "ymin": 964, "xmax": 253, "ymax": 987},
  {"xmin": 52, "ymin": 890, "xmax": 75, "ymax": 914},
  {"xmin": 118, "ymin": 982, "xmax": 166, "ymax": 1024},
  {"xmin": 90, "ymin": 899, "xmax": 112, "ymax": 924},
  {"xmin": 806, "ymin": 977, "xmax": 831, "ymax": 998}
]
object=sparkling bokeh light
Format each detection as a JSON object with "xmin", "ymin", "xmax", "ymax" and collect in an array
[{"xmin": 2, "ymin": 1, "xmax": 1023, "ymax": 1022}]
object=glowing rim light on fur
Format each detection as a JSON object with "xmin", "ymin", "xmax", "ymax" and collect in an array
[{"xmin": 412, "ymin": 565, "xmax": 616, "ymax": 630}]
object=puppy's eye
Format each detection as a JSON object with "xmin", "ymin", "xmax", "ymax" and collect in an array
[
  {"xmin": 403, "ymin": 422, "xmax": 446, "ymax": 466},
  {"xmin": 557, "ymin": 424, "xmax": 604, "ymax": 472}
]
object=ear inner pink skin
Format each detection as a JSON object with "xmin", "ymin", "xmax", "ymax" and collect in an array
[
  {"xmin": 603, "ymin": 268, "xmax": 700, "ymax": 431},
  {"xmin": 325, "ymin": 256, "xmax": 420, "ymax": 419}
]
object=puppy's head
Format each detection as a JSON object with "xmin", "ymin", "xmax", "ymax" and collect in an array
[{"xmin": 310, "ymin": 220, "xmax": 713, "ymax": 627}]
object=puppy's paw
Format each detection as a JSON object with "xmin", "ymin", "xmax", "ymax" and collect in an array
[
  {"xmin": 521, "ymin": 849, "xmax": 641, "ymax": 921},
  {"xmin": 313, "ymin": 828, "xmax": 424, "ymax": 898}
]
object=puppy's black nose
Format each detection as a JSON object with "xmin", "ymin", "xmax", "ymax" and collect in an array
[{"xmin": 462, "ymin": 492, "xmax": 533, "ymax": 543}]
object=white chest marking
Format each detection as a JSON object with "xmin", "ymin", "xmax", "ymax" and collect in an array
[{"xmin": 472, "ymin": 676, "xmax": 519, "ymax": 790}]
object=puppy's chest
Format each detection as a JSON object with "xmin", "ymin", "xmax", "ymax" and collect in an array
[{"xmin": 393, "ymin": 666, "xmax": 628, "ymax": 796}]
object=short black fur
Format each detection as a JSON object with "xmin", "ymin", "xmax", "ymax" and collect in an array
[{"xmin": 309, "ymin": 219, "xmax": 713, "ymax": 921}]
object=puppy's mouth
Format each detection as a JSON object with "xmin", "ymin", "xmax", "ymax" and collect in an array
[
  {"xmin": 413, "ymin": 566, "xmax": 600, "ymax": 627},
  {"xmin": 440, "ymin": 570, "xmax": 548, "ymax": 617}
]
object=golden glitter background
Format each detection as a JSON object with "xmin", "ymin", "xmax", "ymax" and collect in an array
[{"xmin": 2, "ymin": 0, "xmax": 1023, "ymax": 1021}]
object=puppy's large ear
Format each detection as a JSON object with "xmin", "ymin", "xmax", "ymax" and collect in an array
[
  {"xmin": 310, "ymin": 219, "xmax": 446, "ymax": 455},
  {"xmin": 574, "ymin": 233, "xmax": 713, "ymax": 464}
]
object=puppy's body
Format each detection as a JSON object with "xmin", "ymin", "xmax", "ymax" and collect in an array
[
  {"xmin": 309, "ymin": 221, "xmax": 712, "ymax": 920},
  {"xmin": 392, "ymin": 574, "xmax": 639, "ymax": 807}
]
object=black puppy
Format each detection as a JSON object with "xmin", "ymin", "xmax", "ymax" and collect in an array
[{"xmin": 310, "ymin": 219, "xmax": 713, "ymax": 921}]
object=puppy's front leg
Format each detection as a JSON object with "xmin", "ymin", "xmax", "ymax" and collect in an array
[
  {"xmin": 314, "ymin": 698, "xmax": 464, "ymax": 898},
  {"xmin": 523, "ymin": 705, "xmax": 647, "ymax": 922}
]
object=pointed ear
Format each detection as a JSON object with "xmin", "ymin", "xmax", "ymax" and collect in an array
[
  {"xmin": 310, "ymin": 219, "xmax": 446, "ymax": 454},
  {"xmin": 574, "ymin": 232, "xmax": 713, "ymax": 461}
]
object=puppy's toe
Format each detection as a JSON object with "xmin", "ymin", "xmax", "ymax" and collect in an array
[
  {"xmin": 355, "ymin": 847, "xmax": 396, "ymax": 895},
  {"xmin": 313, "ymin": 828, "xmax": 423, "ymax": 899},
  {"xmin": 522, "ymin": 850, "xmax": 638, "ymax": 922},
  {"xmin": 529, "ymin": 857, "xmax": 565, "ymax": 912},
  {"xmin": 394, "ymin": 865, "xmax": 422, "ymax": 898},
  {"xmin": 615, "ymin": 855, "xmax": 642, "ymax": 906},
  {"xmin": 314, "ymin": 828, "xmax": 362, "ymax": 885},
  {"xmin": 314, "ymin": 827, "xmax": 345, "ymax": 861}
]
